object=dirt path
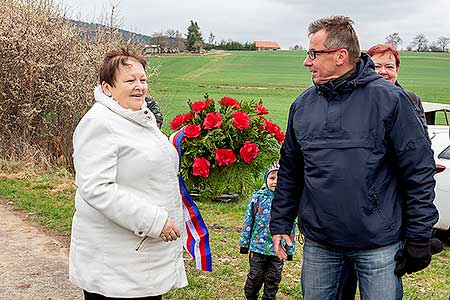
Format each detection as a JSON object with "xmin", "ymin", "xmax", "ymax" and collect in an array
[{"xmin": 0, "ymin": 201, "xmax": 82, "ymax": 299}]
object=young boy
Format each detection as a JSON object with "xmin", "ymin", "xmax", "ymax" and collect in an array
[{"xmin": 239, "ymin": 163, "xmax": 296, "ymax": 300}]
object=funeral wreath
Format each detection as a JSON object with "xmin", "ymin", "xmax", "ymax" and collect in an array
[{"xmin": 170, "ymin": 95, "xmax": 284, "ymax": 201}]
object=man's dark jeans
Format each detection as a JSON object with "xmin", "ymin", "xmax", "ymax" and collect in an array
[{"xmin": 244, "ymin": 252, "xmax": 284, "ymax": 300}]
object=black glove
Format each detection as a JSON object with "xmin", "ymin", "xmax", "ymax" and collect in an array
[
  {"xmin": 394, "ymin": 238, "xmax": 443, "ymax": 277},
  {"xmin": 240, "ymin": 247, "xmax": 249, "ymax": 254},
  {"xmin": 145, "ymin": 97, "xmax": 164, "ymax": 128}
]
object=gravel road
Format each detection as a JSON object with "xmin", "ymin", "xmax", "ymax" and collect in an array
[{"xmin": 0, "ymin": 201, "xmax": 82, "ymax": 300}]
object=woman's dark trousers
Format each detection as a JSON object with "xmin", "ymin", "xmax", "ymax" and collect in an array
[{"xmin": 83, "ymin": 290, "xmax": 162, "ymax": 300}]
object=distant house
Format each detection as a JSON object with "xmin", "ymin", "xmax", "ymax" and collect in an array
[
  {"xmin": 144, "ymin": 44, "xmax": 161, "ymax": 55},
  {"xmin": 255, "ymin": 41, "xmax": 281, "ymax": 51}
]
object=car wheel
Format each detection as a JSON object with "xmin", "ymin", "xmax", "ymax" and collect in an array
[{"xmin": 434, "ymin": 229, "xmax": 450, "ymax": 245}]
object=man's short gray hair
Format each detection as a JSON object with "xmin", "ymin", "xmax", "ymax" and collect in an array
[{"xmin": 308, "ymin": 16, "xmax": 361, "ymax": 65}]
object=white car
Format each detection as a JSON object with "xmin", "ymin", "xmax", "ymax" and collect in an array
[
  {"xmin": 423, "ymin": 102, "xmax": 450, "ymax": 235},
  {"xmin": 429, "ymin": 125, "xmax": 450, "ymax": 232}
]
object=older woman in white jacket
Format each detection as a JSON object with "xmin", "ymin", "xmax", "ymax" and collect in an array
[{"xmin": 69, "ymin": 48, "xmax": 187, "ymax": 300}]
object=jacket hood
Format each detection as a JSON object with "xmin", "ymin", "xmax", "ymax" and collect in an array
[
  {"xmin": 263, "ymin": 162, "xmax": 279, "ymax": 189},
  {"xmin": 315, "ymin": 52, "xmax": 382, "ymax": 96},
  {"xmin": 94, "ymin": 86, "xmax": 156, "ymax": 127}
]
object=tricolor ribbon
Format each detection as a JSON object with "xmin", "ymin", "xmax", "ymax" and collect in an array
[{"xmin": 171, "ymin": 129, "xmax": 213, "ymax": 272}]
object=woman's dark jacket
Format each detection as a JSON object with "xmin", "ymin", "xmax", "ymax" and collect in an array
[
  {"xmin": 270, "ymin": 53, "xmax": 438, "ymax": 249},
  {"xmin": 395, "ymin": 82, "xmax": 430, "ymax": 143}
]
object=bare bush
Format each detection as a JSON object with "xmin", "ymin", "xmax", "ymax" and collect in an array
[{"xmin": 0, "ymin": 0, "xmax": 155, "ymax": 168}]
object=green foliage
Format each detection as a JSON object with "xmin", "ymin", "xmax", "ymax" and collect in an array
[
  {"xmin": 213, "ymin": 40, "xmax": 256, "ymax": 51},
  {"xmin": 186, "ymin": 20, "xmax": 204, "ymax": 52}
]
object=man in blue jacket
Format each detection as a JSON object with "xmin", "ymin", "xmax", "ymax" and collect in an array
[{"xmin": 270, "ymin": 16, "xmax": 438, "ymax": 300}]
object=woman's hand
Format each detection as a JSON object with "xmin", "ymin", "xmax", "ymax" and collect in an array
[{"xmin": 160, "ymin": 217, "xmax": 181, "ymax": 242}]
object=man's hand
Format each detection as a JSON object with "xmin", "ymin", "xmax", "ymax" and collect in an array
[
  {"xmin": 272, "ymin": 234, "xmax": 293, "ymax": 260},
  {"xmin": 160, "ymin": 217, "xmax": 181, "ymax": 242},
  {"xmin": 394, "ymin": 238, "xmax": 443, "ymax": 277}
]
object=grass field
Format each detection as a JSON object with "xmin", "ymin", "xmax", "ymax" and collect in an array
[
  {"xmin": 0, "ymin": 162, "xmax": 449, "ymax": 299},
  {"xmin": 150, "ymin": 50, "xmax": 450, "ymax": 131},
  {"xmin": 2, "ymin": 51, "xmax": 450, "ymax": 299}
]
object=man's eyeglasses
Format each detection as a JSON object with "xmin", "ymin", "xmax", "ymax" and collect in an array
[{"xmin": 306, "ymin": 48, "xmax": 344, "ymax": 60}]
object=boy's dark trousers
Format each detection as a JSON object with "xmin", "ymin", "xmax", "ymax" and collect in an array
[{"xmin": 244, "ymin": 252, "xmax": 284, "ymax": 300}]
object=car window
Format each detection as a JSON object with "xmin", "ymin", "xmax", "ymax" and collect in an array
[{"xmin": 438, "ymin": 145, "xmax": 450, "ymax": 159}]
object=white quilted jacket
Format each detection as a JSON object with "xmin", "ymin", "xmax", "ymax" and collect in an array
[{"xmin": 69, "ymin": 86, "xmax": 187, "ymax": 297}]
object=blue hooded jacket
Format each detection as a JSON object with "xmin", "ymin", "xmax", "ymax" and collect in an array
[
  {"xmin": 240, "ymin": 168, "xmax": 296, "ymax": 258},
  {"xmin": 270, "ymin": 53, "xmax": 438, "ymax": 249}
]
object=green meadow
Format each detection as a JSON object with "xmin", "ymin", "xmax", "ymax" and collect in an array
[
  {"xmin": 150, "ymin": 50, "xmax": 450, "ymax": 130},
  {"xmin": 1, "ymin": 51, "xmax": 450, "ymax": 300}
]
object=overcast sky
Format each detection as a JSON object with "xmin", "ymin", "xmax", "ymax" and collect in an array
[{"xmin": 58, "ymin": 0, "xmax": 450, "ymax": 50}]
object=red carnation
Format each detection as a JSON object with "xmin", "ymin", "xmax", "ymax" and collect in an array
[
  {"xmin": 264, "ymin": 120, "xmax": 281, "ymax": 136},
  {"xmin": 239, "ymin": 141, "xmax": 260, "ymax": 164},
  {"xmin": 170, "ymin": 114, "xmax": 185, "ymax": 130},
  {"xmin": 275, "ymin": 130, "xmax": 285, "ymax": 144},
  {"xmin": 203, "ymin": 112, "xmax": 222, "ymax": 130},
  {"xmin": 192, "ymin": 157, "xmax": 210, "ymax": 178},
  {"xmin": 219, "ymin": 96, "xmax": 240, "ymax": 108},
  {"xmin": 215, "ymin": 149, "xmax": 237, "ymax": 166},
  {"xmin": 191, "ymin": 100, "xmax": 209, "ymax": 113},
  {"xmin": 232, "ymin": 111, "xmax": 250, "ymax": 131},
  {"xmin": 184, "ymin": 124, "xmax": 201, "ymax": 138},
  {"xmin": 255, "ymin": 103, "xmax": 269, "ymax": 115},
  {"xmin": 183, "ymin": 112, "xmax": 193, "ymax": 122}
]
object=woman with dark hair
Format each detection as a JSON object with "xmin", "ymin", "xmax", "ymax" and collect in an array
[{"xmin": 69, "ymin": 48, "xmax": 187, "ymax": 299}]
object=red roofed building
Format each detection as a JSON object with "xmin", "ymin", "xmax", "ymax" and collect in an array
[{"xmin": 255, "ymin": 41, "xmax": 281, "ymax": 51}]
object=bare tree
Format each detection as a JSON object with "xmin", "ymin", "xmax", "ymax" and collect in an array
[
  {"xmin": 108, "ymin": 1, "xmax": 124, "ymax": 30},
  {"xmin": 208, "ymin": 32, "xmax": 215, "ymax": 45},
  {"xmin": 385, "ymin": 32, "xmax": 402, "ymax": 48},
  {"xmin": 429, "ymin": 43, "xmax": 441, "ymax": 52},
  {"xmin": 165, "ymin": 29, "xmax": 177, "ymax": 47},
  {"xmin": 410, "ymin": 34, "xmax": 429, "ymax": 52},
  {"xmin": 152, "ymin": 31, "xmax": 167, "ymax": 47},
  {"xmin": 166, "ymin": 29, "xmax": 176, "ymax": 38},
  {"xmin": 436, "ymin": 36, "xmax": 450, "ymax": 52},
  {"xmin": 175, "ymin": 30, "xmax": 185, "ymax": 51}
]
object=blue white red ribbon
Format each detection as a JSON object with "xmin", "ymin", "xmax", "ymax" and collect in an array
[{"xmin": 171, "ymin": 129, "xmax": 213, "ymax": 272}]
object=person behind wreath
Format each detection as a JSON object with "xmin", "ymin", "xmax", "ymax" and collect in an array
[
  {"xmin": 240, "ymin": 163, "xmax": 296, "ymax": 300},
  {"xmin": 145, "ymin": 96, "xmax": 164, "ymax": 128}
]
